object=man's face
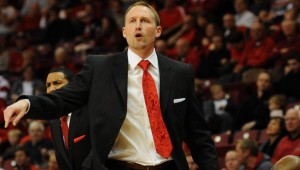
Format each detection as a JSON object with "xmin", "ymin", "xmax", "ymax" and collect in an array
[
  {"xmin": 15, "ymin": 150, "xmax": 28, "ymax": 167},
  {"xmin": 286, "ymin": 59, "xmax": 300, "ymax": 73},
  {"xmin": 285, "ymin": 109, "xmax": 300, "ymax": 134},
  {"xmin": 8, "ymin": 133, "xmax": 20, "ymax": 146},
  {"xmin": 282, "ymin": 20, "xmax": 297, "ymax": 37},
  {"xmin": 223, "ymin": 14, "xmax": 234, "ymax": 28},
  {"xmin": 23, "ymin": 67, "xmax": 33, "ymax": 81},
  {"xmin": 54, "ymin": 48, "xmax": 67, "ymax": 64},
  {"xmin": 266, "ymin": 119, "xmax": 281, "ymax": 136},
  {"xmin": 212, "ymin": 36, "xmax": 223, "ymax": 50},
  {"xmin": 225, "ymin": 151, "xmax": 240, "ymax": 170},
  {"xmin": 251, "ymin": 22, "xmax": 263, "ymax": 41},
  {"xmin": 122, "ymin": 5, "xmax": 162, "ymax": 52},
  {"xmin": 29, "ymin": 125, "xmax": 44, "ymax": 143},
  {"xmin": 256, "ymin": 72, "xmax": 271, "ymax": 92},
  {"xmin": 212, "ymin": 89, "xmax": 225, "ymax": 100},
  {"xmin": 235, "ymin": 0, "xmax": 246, "ymax": 13},
  {"xmin": 155, "ymin": 39, "xmax": 167, "ymax": 54},
  {"xmin": 46, "ymin": 72, "xmax": 69, "ymax": 93},
  {"xmin": 175, "ymin": 39, "xmax": 189, "ymax": 56}
]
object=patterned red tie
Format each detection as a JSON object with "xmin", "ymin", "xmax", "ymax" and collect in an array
[
  {"xmin": 60, "ymin": 116, "xmax": 69, "ymax": 150},
  {"xmin": 138, "ymin": 60, "xmax": 173, "ymax": 158}
]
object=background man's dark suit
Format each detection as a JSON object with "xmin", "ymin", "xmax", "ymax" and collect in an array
[
  {"xmin": 50, "ymin": 107, "xmax": 90, "ymax": 170},
  {"xmin": 21, "ymin": 51, "xmax": 218, "ymax": 170}
]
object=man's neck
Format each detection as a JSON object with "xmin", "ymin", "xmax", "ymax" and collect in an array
[{"xmin": 129, "ymin": 47, "xmax": 154, "ymax": 59}]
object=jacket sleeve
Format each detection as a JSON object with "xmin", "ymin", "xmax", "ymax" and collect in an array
[
  {"xmin": 184, "ymin": 65, "xmax": 219, "ymax": 170},
  {"xmin": 21, "ymin": 56, "xmax": 95, "ymax": 120}
]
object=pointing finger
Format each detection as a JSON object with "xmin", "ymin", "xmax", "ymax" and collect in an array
[
  {"xmin": 4, "ymin": 107, "xmax": 14, "ymax": 128},
  {"xmin": 12, "ymin": 109, "xmax": 25, "ymax": 126}
]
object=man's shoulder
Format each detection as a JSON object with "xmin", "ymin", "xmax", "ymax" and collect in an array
[
  {"xmin": 85, "ymin": 52, "xmax": 127, "ymax": 68},
  {"xmin": 86, "ymin": 51, "xmax": 125, "ymax": 62},
  {"xmin": 158, "ymin": 53, "xmax": 191, "ymax": 69}
]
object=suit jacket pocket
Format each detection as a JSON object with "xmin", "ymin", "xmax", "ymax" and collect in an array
[{"xmin": 74, "ymin": 135, "xmax": 86, "ymax": 143}]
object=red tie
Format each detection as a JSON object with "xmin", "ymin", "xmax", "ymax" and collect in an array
[
  {"xmin": 60, "ymin": 116, "xmax": 69, "ymax": 150},
  {"xmin": 138, "ymin": 60, "xmax": 173, "ymax": 158}
]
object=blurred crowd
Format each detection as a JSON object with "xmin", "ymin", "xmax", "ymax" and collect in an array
[{"xmin": 1, "ymin": 0, "xmax": 300, "ymax": 169}]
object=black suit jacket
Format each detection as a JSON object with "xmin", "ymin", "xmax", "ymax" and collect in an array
[
  {"xmin": 50, "ymin": 107, "xmax": 91, "ymax": 170},
  {"xmin": 22, "ymin": 51, "xmax": 218, "ymax": 170}
]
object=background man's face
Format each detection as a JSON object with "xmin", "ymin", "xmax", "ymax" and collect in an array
[
  {"xmin": 46, "ymin": 72, "xmax": 69, "ymax": 93},
  {"xmin": 285, "ymin": 109, "xmax": 300, "ymax": 134},
  {"xmin": 15, "ymin": 150, "xmax": 29, "ymax": 167},
  {"xmin": 256, "ymin": 72, "xmax": 271, "ymax": 92},
  {"xmin": 287, "ymin": 59, "xmax": 300, "ymax": 73}
]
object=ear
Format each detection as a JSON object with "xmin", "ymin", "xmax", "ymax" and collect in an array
[
  {"xmin": 122, "ymin": 27, "xmax": 126, "ymax": 38},
  {"xmin": 155, "ymin": 26, "xmax": 162, "ymax": 38}
]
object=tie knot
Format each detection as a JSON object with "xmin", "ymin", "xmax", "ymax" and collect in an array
[
  {"xmin": 138, "ymin": 60, "xmax": 150, "ymax": 71},
  {"xmin": 60, "ymin": 116, "xmax": 68, "ymax": 122}
]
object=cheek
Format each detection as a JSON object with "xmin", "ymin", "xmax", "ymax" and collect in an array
[{"xmin": 57, "ymin": 85, "xmax": 64, "ymax": 89}]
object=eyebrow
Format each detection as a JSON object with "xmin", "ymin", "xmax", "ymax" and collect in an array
[
  {"xmin": 46, "ymin": 80, "xmax": 63, "ymax": 84},
  {"xmin": 127, "ymin": 16, "xmax": 151, "ymax": 20}
]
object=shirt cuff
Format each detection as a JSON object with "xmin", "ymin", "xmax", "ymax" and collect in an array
[{"xmin": 24, "ymin": 99, "xmax": 30, "ymax": 114}]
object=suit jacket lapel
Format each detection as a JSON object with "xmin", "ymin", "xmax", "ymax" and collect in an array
[
  {"xmin": 68, "ymin": 110, "xmax": 81, "ymax": 156},
  {"xmin": 158, "ymin": 54, "xmax": 173, "ymax": 114},
  {"xmin": 112, "ymin": 51, "xmax": 128, "ymax": 114},
  {"xmin": 51, "ymin": 120, "xmax": 72, "ymax": 168}
]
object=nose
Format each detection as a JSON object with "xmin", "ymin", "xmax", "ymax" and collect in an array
[
  {"xmin": 48, "ymin": 85, "xmax": 56, "ymax": 93},
  {"xmin": 135, "ymin": 21, "xmax": 141, "ymax": 30}
]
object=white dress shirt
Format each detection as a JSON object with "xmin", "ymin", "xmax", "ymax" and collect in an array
[
  {"xmin": 108, "ymin": 49, "xmax": 170, "ymax": 165},
  {"xmin": 61, "ymin": 113, "xmax": 71, "ymax": 147},
  {"xmin": 22, "ymin": 81, "xmax": 34, "ymax": 96},
  {"xmin": 235, "ymin": 10, "xmax": 256, "ymax": 28}
]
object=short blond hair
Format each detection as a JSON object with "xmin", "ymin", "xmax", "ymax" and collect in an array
[
  {"xmin": 28, "ymin": 120, "xmax": 45, "ymax": 132},
  {"xmin": 8, "ymin": 129, "xmax": 22, "ymax": 138},
  {"xmin": 124, "ymin": 1, "xmax": 160, "ymax": 26},
  {"xmin": 269, "ymin": 94, "xmax": 286, "ymax": 107},
  {"xmin": 209, "ymin": 84, "xmax": 224, "ymax": 94}
]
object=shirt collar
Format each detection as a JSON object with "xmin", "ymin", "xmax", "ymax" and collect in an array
[{"xmin": 127, "ymin": 48, "xmax": 159, "ymax": 70}]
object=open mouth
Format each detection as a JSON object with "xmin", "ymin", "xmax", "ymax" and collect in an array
[{"xmin": 135, "ymin": 33, "xmax": 143, "ymax": 38}]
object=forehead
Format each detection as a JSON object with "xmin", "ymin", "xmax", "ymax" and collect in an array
[
  {"xmin": 282, "ymin": 20, "xmax": 295, "ymax": 27},
  {"xmin": 126, "ymin": 5, "xmax": 155, "ymax": 20},
  {"xmin": 212, "ymin": 36, "xmax": 222, "ymax": 41},
  {"xmin": 226, "ymin": 151, "xmax": 237, "ymax": 157},
  {"xmin": 288, "ymin": 59, "xmax": 298, "ymax": 63},
  {"xmin": 16, "ymin": 150, "xmax": 25, "ymax": 155},
  {"xmin": 47, "ymin": 72, "xmax": 66, "ymax": 81},
  {"xmin": 258, "ymin": 73, "xmax": 270, "ymax": 80},
  {"xmin": 224, "ymin": 14, "xmax": 233, "ymax": 20},
  {"xmin": 286, "ymin": 109, "xmax": 299, "ymax": 118},
  {"xmin": 30, "ymin": 126, "xmax": 42, "ymax": 131}
]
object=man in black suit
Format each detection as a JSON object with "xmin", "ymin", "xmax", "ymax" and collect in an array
[
  {"xmin": 4, "ymin": 2, "xmax": 218, "ymax": 170},
  {"xmin": 46, "ymin": 68, "xmax": 91, "ymax": 170}
]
